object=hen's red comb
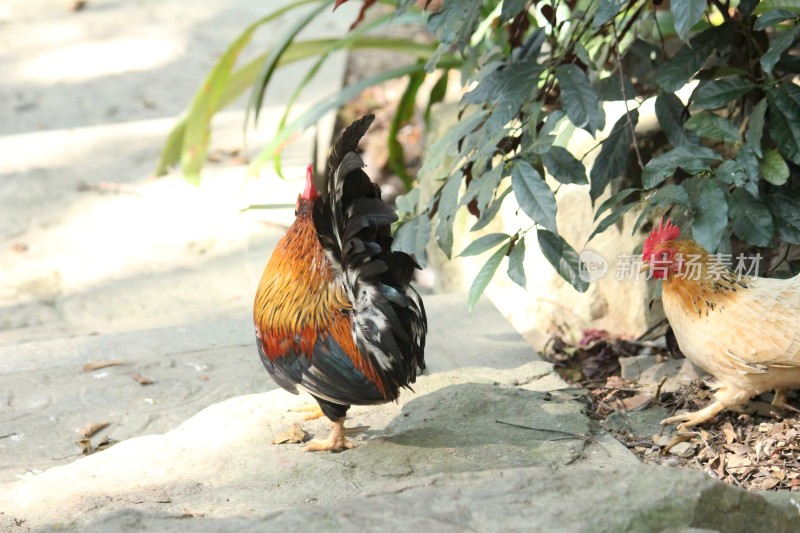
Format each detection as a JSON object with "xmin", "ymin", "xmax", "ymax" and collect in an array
[
  {"xmin": 301, "ymin": 164, "xmax": 318, "ymax": 200},
  {"xmin": 643, "ymin": 218, "xmax": 680, "ymax": 259}
]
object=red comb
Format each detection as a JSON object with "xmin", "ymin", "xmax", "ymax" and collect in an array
[
  {"xmin": 301, "ymin": 164, "xmax": 318, "ymax": 200},
  {"xmin": 643, "ymin": 218, "xmax": 680, "ymax": 259}
]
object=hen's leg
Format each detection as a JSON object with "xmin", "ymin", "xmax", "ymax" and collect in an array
[
  {"xmin": 771, "ymin": 389, "xmax": 800, "ymax": 413},
  {"xmin": 303, "ymin": 419, "xmax": 355, "ymax": 452},
  {"xmin": 661, "ymin": 400, "xmax": 726, "ymax": 431}
]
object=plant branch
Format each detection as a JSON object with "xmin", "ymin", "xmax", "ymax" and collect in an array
[{"xmin": 612, "ymin": 23, "xmax": 644, "ymax": 170}]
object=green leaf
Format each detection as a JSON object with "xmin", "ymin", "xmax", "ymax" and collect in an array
[
  {"xmin": 272, "ymin": 12, "xmax": 426, "ymax": 178},
  {"xmin": 671, "ymin": 0, "xmax": 706, "ymax": 41},
  {"xmin": 754, "ymin": 9, "xmax": 799, "ymax": 29},
  {"xmin": 770, "ymin": 195, "xmax": 800, "ymax": 244},
  {"xmin": 715, "ymin": 159, "xmax": 747, "ymax": 186},
  {"xmin": 684, "ymin": 113, "xmax": 741, "ymax": 144},
  {"xmin": 595, "ymin": 74, "xmax": 637, "ymax": 102},
  {"xmin": 728, "ymin": 189, "xmax": 775, "ymax": 246},
  {"xmin": 594, "ymin": 0, "xmax": 627, "ymax": 28},
  {"xmin": 426, "ymin": 0, "xmax": 483, "ymax": 53},
  {"xmin": 655, "ymin": 92, "xmax": 699, "ymax": 147},
  {"xmin": 555, "ymin": 64, "xmax": 605, "ymax": 135},
  {"xmin": 537, "ymin": 230, "xmax": 589, "ymax": 292},
  {"xmin": 425, "ymin": 69, "xmax": 449, "ymax": 126},
  {"xmin": 392, "ymin": 215, "xmax": 431, "ymax": 268},
  {"xmin": 158, "ymin": 33, "xmax": 437, "ymax": 178},
  {"xmin": 395, "ymin": 188, "xmax": 421, "ymax": 216},
  {"xmin": 180, "ymin": 0, "xmax": 322, "ymax": 183},
  {"xmin": 511, "ymin": 160, "xmax": 558, "ymax": 233},
  {"xmin": 760, "ymin": 149, "xmax": 790, "ymax": 185},
  {"xmin": 745, "ymin": 99, "xmax": 767, "ymax": 157},
  {"xmin": 529, "ymin": 110, "xmax": 564, "ymax": 155},
  {"xmin": 588, "ymin": 201, "xmax": 637, "ymax": 242},
  {"xmin": 641, "ymin": 145, "xmax": 722, "ymax": 189},
  {"xmin": 248, "ymin": 1, "xmax": 334, "ymax": 127},
  {"xmin": 684, "ymin": 177, "xmax": 728, "ymax": 252},
  {"xmin": 418, "ymin": 111, "xmax": 487, "ymax": 181},
  {"xmin": 462, "ymin": 60, "xmax": 545, "ymax": 130},
  {"xmin": 754, "ymin": 1, "xmax": 800, "ymax": 15},
  {"xmin": 692, "ymin": 77, "xmax": 757, "ymax": 110},
  {"xmin": 435, "ymin": 171, "xmax": 464, "ymax": 258},
  {"xmin": 250, "ymin": 62, "xmax": 457, "ymax": 175},
  {"xmin": 462, "ymin": 164, "xmax": 504, "ymax": 215},
  {"xmin": 460, "ymin": 233, "xmax": 511, "ymax": 257},
  {"xmin": 388, "ymin": 69, "xmax": 426, "ymax": 189},
  {"xmin": 590, "ymin": 111, "xmax": 638, "ymax": 203},
  {"xmin": 656, "ymin": 26, "xmax": 731, "ymax": 92},
  {"xmin": 594, "ymin": 188, "xmax": 640, "ymax": 221},
  {"xmin": 646, "ymin": 184, "xmax": 691, "ymax": 206},
  {"xmin": 762, "ymin": 26, "xmax": 800, "ymax": 76},
  {"xmin": 467, "ymin": 242, "xmax": 510, "ymax": 312},
  {"xmin": 156, "ymin": 111, "xmax": 187, "ymax": 176},
  {"xmin": 507, "ymin": 237, "xmax": 527, "ymax": 289},
  {"xmin": 767, "ymin": 83, "xmax": 800, "ymax": 165},
  {"xmin": 471, "ymin": 187, "xmax": 513, "ymax": 232},
  {"xmin": 501, "ymin": 0, "xmax": 528, "ymax": 21},
  {"xmin": 632, "ymin": 203, "xmax": 656, "ymax": 235},
  {"xmin": 542, "ymin": 147, "xmax": 588, "ymax": 185}
]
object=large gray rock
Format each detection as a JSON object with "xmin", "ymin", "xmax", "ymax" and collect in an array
[
  {"xmin": 1, "ymin": 363, "xmax": 612, "ymax": 530},
  {"xmin": 41, "ymin": 464, "xmax": 800, "ymax": 533},
  {"xmin": 0, "ymin": 293, "xmax": 536, "ymax": 484}
]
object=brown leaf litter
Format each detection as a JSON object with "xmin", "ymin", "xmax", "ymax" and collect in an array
[
  {"xmin": 272, "ymin": 423, "xmax": 308, "ymax": 445},
  {"xmin": 543, "ymin": 326, "xmax": 800, "ymax": 491}
]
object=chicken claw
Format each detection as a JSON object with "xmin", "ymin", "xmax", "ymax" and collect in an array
[
  {"xmin": 303, "ymin": 419, "xmax": 355, "ymax": 452},
  {"xmin": 661, "ymin": 400, "xmax": 725, "ymax": 432}
]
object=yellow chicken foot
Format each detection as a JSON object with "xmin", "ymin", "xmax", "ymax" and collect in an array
[
  {"xmin": 771, "ymin": 389, "xmax": 800, "ymax": 413},
  {"xmin": 661, "ymin": 400, "xmax": 726, "ymax": 432},
  {"xmin": 292, "ymin": 404, "xmax": 325, "ymax": 421},
  {"xmin": 303, "ymin": 419, "xmax": 356, "ymax": 452}
]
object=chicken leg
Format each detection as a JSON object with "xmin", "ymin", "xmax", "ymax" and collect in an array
[
  {"xmin": 303, "ymin": 419, "xmax": 355, "ymax": 452},
  {"xmin": 661, "ymin": 400, "xmax": 726, "ymax": 432}
]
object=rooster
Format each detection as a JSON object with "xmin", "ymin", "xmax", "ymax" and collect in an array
[
  {"xmin": 642, "ymin": 218, "xmax": 800, "ymax": 431},
  {"xmin": 253, "ymin": 114, "xmax": 427, "ymax": 452}
]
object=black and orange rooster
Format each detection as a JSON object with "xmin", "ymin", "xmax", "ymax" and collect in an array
[{"xmin": 253, "ymin": 114, "xmax": 427, "ymax": 452}]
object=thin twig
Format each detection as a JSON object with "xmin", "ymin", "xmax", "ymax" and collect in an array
[
  {"xmin": 612, "ymin": 23, "xmax": 644, "ymax": 170},
  {"xmin": 635, "ymin": 317, "xmax": 668, "ymax": 341},
  {"xmin": 495, "ymin": 419, "xmax": 605, "ymax": 450}
]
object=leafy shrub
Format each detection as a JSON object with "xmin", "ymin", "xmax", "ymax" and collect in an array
[{"xmin": 160, "ymin": 0, "xmax": 800, "ymax": 309}]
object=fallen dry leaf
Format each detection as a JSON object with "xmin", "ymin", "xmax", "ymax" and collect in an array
[
  {"xmin": 726, "ymin": 455, "xmax": 751, "ymax": 474},
  {"xmin": 131, "ymin": 373, "xmax": 154, "ymax": 385},
  {"xmin": 94, "ymin": 436, "xmax": 116, "ymax": 452},
  {"xmin": 621, "ymin": 394, "xmax": 651, "ymax": 411},
  {"xmin": 79, "ymin": 421, "xmax": 109, "ymax": 438},
  {"xmin": 76, "ymin": 438, "xmax": 93, "ymax": 455},
  {"xmin": 721, "ymin": 421, "xmax": 737, "ymax": 444},
  {"xmin": 761, "ymin": 476, "xmax": 782, "ymax": 490},
  {"xmin": 272, "ymin": 423, "xmax": 308, "ymax": 445},
  {"xmin": 83, "ymin": 360, "xmax": 125, "ymax": 372}
]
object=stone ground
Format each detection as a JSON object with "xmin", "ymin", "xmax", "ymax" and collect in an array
[{"xmin": 2, "ymin": 1, "xmax": 800, "ymax": 531}]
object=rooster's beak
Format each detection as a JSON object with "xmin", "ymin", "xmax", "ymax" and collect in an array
[{"xmin": 640, "ymin": 262, "xmax": 650, "ymax": 273}]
